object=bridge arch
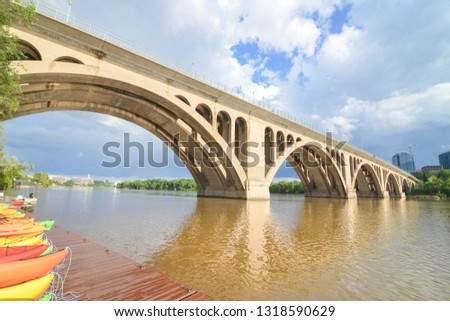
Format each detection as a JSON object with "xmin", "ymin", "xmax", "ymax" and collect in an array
[
  {"xmin": 13, "ymin": 70, "xmax": 247, "ymax": 199},
  {"xmin": 195, "ymin": 104, "xmax": 212, "ymax": 124},
  {"xmin": 352, "ymin": 163, "xmax": 384, "ymax": 198},
  {"xmin": 266, "ymin": 141, "xmax": 348, "ymax": 198},
  {"xmin": 264, "ymin": 127, "xmax": 275, "ymax": 171},
  {"xmin": 217, "ymin": 111, "xmax": 231, "ymax": 143},
  {"xmin": 54, "ymin": 56, "xmax": 84, "ymax": 64},
  {"xmin": 234, "ymin": 117, "xmax": 247, "ymax": 166},
  {"xmin": 386, "ymin": 173, "xmax": 402, "ymax": 198},
  {"xmin": 176, "ymin": 95, "xmax": 191, "ymax": 107},
  {"xmin": 276, "ymin": 131, "xmax": 285, "ymax": 155},
  {"xmin": 18, "ymin": 39, "xmax": 42, "ymax": 60}
]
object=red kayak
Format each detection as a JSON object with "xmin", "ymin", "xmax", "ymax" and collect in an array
[
  {"xmin": 0, "ymin": 248, "xmax": 69, "ymax": 288},
  {"xmin": 0, "ymin": 244, "xmax": 50, "ymax": 264}
]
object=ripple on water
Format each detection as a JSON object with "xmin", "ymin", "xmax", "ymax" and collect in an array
[{"xmin": 32, "ymin": 189, "xmax": 450, "ymax": 300}]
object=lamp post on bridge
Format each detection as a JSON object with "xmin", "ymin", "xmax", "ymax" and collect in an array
[{"xmin": 66, "ymin": 0, "xmax": 73, "ymax": 23}]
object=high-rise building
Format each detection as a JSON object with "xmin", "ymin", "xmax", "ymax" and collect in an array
[
  {"xmin": 392, "ymin": 152, "xmax": 415, "ymax": 173},
  {"xmin": 439, "ymin": 151, "xmax": 450, "ymax": 169}
]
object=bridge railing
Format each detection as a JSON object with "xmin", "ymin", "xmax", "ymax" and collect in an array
[
  {"xmin": 26, "ymin": 1, "xmax": 415, "ymax": 180},
  {"xmin": 30, "ymin": 0, "xmax": 323, "ymax": 131}
]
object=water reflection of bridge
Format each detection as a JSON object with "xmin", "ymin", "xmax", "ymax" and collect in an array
[{"xmin": 147, "ymin": 197, "xmax": 410, "ymax": 300}]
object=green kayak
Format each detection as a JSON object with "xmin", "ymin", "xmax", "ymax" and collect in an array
[{"xmin": 37, "ymin": 220, "xmax": 55, "ymax": 231}]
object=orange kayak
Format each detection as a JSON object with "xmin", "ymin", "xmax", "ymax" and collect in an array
[
  {"xmin": 0, "ymin": 224, "xmax": 45, "ymax": 238},
  {"xmin": 0, "ymin": 220, "xmax": 36, "ymax": 231},
  {"xmin": 0, "ymin": 274, "xmax": 54, "ymax": 301},
  {"xmin": 0, "ymin": 248, "xmax": 69, "ymax": 288},
  {"xmin": 0, "ymin": 244, "xmax": 50, "ymax": 263}
]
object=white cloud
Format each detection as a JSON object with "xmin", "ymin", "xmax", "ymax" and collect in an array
[
  {"xmin": 8, "ymin": 0, "xmax": 450, "ymax": 175},
  {"xmin": 341, "ymin": 83, "xmax": 450, "ymax": 135},
  {"xmin": 321, "ymin": 116, "xmax": 358, "ymax": 139}
]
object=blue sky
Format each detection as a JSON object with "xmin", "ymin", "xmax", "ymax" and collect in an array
[{"xmin": 4, "ymin": 0, "xmax": 450, "ymax": 180}]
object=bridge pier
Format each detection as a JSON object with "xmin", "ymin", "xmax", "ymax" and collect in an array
[{"xmin": 345, "ymin": 186, "xmax": 358, "ymax": 199}]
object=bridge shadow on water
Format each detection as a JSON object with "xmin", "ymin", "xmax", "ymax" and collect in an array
[{"xmin": 145, "ymin": 196, "xmax": 426, "ymax": 300}]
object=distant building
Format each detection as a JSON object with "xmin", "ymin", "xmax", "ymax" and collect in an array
[
  {"xmin": 438, "ymin": 151, "xmax": 450, "ymax": 169},
  {"xmin": 72, "ymin": 175, "xmax": 94, "ymax": 186},
  {"xmin": 421, "ymin": 165, "xmax": 443, "ymax": 173},
  {"xmin": 49, "ymin": 175, "xmax": 71, "ymax": 184},
  {"xmin": 392, "ymin": 152, "xmax": 415, "ymax": 173}
]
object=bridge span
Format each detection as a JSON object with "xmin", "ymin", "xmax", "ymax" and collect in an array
[{"xmin": 7, "ymin": 10, "xmax": 417, "ymax": 200}]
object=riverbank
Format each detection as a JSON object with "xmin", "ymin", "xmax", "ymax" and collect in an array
[{"xmin": 46, "ymin": 226, "xmax": 213, "ymax": 301}]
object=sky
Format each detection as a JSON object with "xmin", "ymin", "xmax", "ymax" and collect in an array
[{"xmin": 4, "ymin": 0, "xmax": 450, "ymax": 180}]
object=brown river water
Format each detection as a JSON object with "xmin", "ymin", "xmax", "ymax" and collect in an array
[{"xmin": 27, "ymin": 187, "xmax": 449, "ymax": 300}]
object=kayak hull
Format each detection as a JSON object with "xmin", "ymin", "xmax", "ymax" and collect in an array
[
  {"xmin": 0, "ymin": 274, "xmax": 54, "ymax": 301},
  {"xmin": 0, "ymin": 248, "xmax": 68, "ymax": 288},
  {"xmin": 0, "ymin": 244, "xmax": 50, "ymax": 263}
]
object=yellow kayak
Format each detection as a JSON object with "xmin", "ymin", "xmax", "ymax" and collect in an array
[
  {"xmin": 0, "ymin": 274, "xmax": 54, "ymax": 301},
  {"xmin": 0, "ymin": 209, "xmax": 19, "ymax": 218},
  {"xmin": 0, "ymin": 234, "xmax": 46, "ymax": 247}
]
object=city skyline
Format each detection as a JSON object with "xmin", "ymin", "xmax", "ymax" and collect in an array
[{"xmin": 4, "ymin": 0, "xmax": 450, "ymax": 180}]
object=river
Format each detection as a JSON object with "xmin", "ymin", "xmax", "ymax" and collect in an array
[{"xmin": 17, "ymin": 187, "xmax": 450, "ymax": 300}]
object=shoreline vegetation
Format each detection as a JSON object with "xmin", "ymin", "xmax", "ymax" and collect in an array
[
  {"xmin": 410, "ymin": 169, "xmax": 450, "ymax": 200},
  {"xmin": 115, "ymin": 179, "xmax": 305, "ymax": 194},
  {"xmin": 27, "ymin": 170, "xmax": 450, "ymax": 199}
]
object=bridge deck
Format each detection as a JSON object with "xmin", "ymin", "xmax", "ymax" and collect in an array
[{"xmin": 46, "ymin": 226, "xmax": 213, "ymax": 301}]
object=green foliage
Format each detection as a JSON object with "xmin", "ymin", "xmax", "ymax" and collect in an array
[
  {"xmin": 62, "ymin": 180, "xmax": 74, "ymax": 187},
  {"xmin": 411, "ymin": 170, "xmax": 450, "ymax": 198},
  {"xmin": 1, "ymin": 0, "xmax": 36, "ymax": 118},
  {"xmin": 32, "ymin": 171, "xmax": 52, "ymax": 187},
  {"xmin": 90, "ymin": 180, "xmax": 115, "ymax": 187},
  {"xmin": 0, "ymin": 152, "xmax": 33, "ymax": 190},
  {"xmin": 269, "ymin": 180, "xmax": 304, "ymax": 194},
  {"xmin": 117, "ymin": 178, "xmax": 197, "ymax": 192}
]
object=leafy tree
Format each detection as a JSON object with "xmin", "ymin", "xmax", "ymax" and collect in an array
[
  {"xmin": 33, "ymin": 171, "xmax": 52, "ymax": 187},
  {"xmin": 117, "ymin": 178, "xmax": 197, "ymax": 192},
  {"xmin": 269, "ymin": 181, "xmax": 304, "ymax": 194},
  {"xmin": 63, "ymin": 180, "xmax": 74, "ymax": 187},
  {"xmin": 1, "ymin": 0, "xmax": 36, "ymax": 118},
  {"xmin": 411, "ymin": 170, "xmax": 450, "ymax": 198},
  {"xmin": 0, "ymin": 153, "xmax": 33, "ymax": 190}
]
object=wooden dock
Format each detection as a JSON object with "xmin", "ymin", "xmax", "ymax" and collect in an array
[{"xmin": 46, "ymin": 226, "xmax": 213, "ymax": 301}]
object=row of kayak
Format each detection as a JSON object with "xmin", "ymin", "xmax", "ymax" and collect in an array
[{"xmin": 0, "ymin": 202, "xmax": 68, "ymax": 301}]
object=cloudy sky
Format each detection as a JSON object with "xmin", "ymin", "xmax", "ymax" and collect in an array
[{"xmin": 4, "ymin": 0, "xmax": 450, "ymax": 180}]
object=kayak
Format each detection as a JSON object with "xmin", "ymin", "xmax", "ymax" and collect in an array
[
  {"xmin": 0, "ymin": 248, "xmax": 68, "ymax": 288},
  {"xmin": 0, "ymin": 220, "xmax": 36, "ymax": 231},
  {"xmin": 41, "ymin": 245, "xmax": 53, "ymax": 256},
  {"xmin": 0, "ymin": 244, "xmax": 50, "ymax": 263},
  {"xmin": 11, "ymin": 201, "xmax": 24, "ymax": 207},
  {"xmin": 0, "ymin": 274, "xmax": 54, "ymax": 301},
  {"xmin": 38, "ymin": 293, "xmax": 52, "ymax": 301},
  {"xmin": 36, "ymin": 220, "xmax": 55, "ymax": 231},
  {"xmin": 0, "ymin": 209, "xmax": 19, "ymax": 218},
  {"xmin": 0, "ymin": 216, "xmax": 33, "ymax": 223},
  {"xmin": 0, "ymin": 234, "xmax": 46, "ymax": 247},
  {"xmin": 0, "ymin": 224, "xmax": 45, "ymax": 238}
]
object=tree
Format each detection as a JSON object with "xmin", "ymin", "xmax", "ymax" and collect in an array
[
  {"xmin": 33, "ymin": 171, "xmax": 52, "ymax": 187},
  {"xmin": 0, "ymin": 153, "xmax": 33, "ymax": 190},
  {"xmin": 1, "ymin": 0, "xmax": 36, "ymax": 118},
  {"xmin": 63, "ymin": 180, "xmax": 74, "ymax": 187}
]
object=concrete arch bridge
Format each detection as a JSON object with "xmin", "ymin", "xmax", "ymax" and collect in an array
[{"xmin": 6, "ymin": 11, "xmax": 417, "ymax": 200}]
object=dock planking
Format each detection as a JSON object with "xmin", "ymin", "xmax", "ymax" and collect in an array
[{"xmin": 46, "ymin": 226, "xmax": 214, "ymax": 301}]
